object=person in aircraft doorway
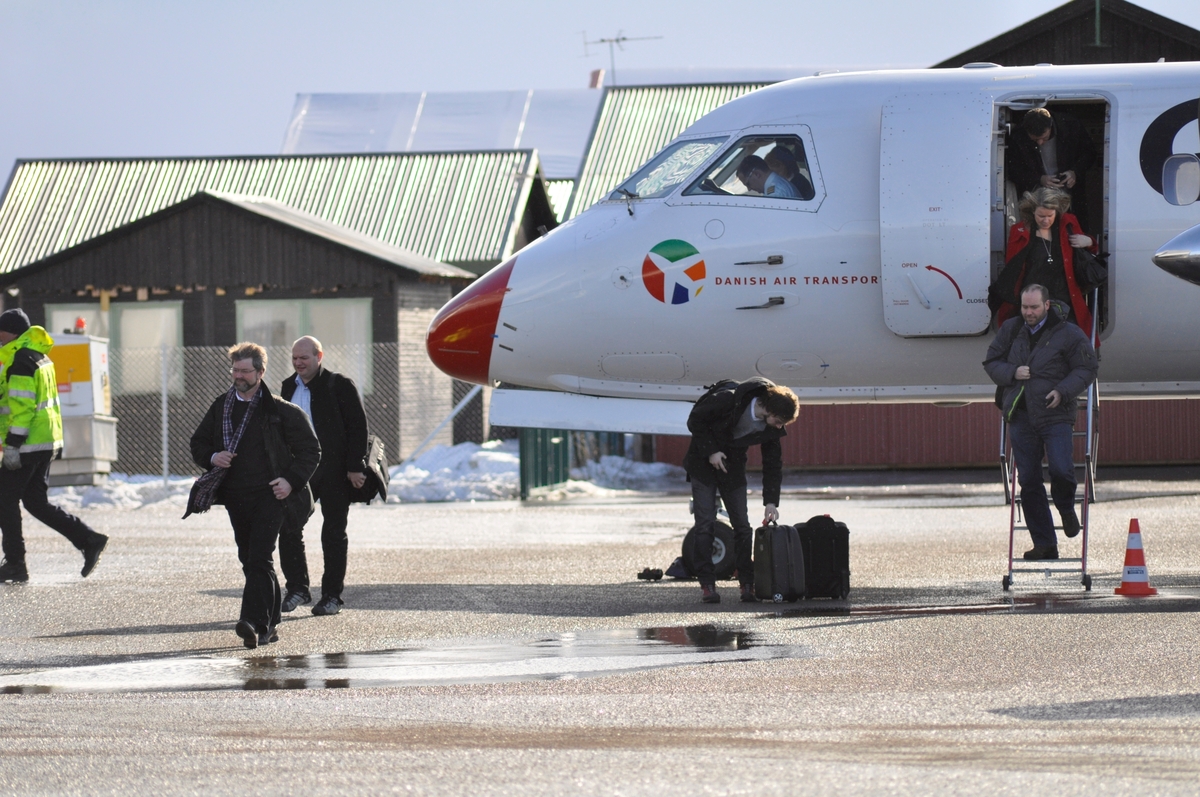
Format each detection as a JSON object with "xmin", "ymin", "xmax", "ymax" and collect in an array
[
  {"xmin": 989, "ymin": 187, "xmax": 1098, "ymax": 341},
  {"xmin": 1006, "ymin": 107, "xmax": 1096, "ymax": 226},
  {"xmin": 736, "ymin": 155, "xmax": 800, "ymax": 199},
  {"xmin": 684, "ymin": 378, "xmax": 799, "ymax": 604},
  {"xmin": 984, "ymin": 284, "xmax": 1098, "ymax": 561}
]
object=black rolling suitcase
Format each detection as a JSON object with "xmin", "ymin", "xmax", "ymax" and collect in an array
[
  {"xmin": 753, "ymin": 523, "xmax": 805, "ymax": 602},
  {"xmin": 798, "ymin": 515, "xmax": 850, "ymax": 599}
]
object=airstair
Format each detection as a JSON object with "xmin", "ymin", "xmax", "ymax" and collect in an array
[{"xmin": 999, "ymin": 292, "xmax": 1101, "ymax": 591}]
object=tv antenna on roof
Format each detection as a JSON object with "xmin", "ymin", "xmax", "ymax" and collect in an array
[{"xmin": 582, "ymin": 31, "xmax": 663, "ymax": 87}]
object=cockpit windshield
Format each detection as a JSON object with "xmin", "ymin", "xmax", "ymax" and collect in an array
[
  {"xmin": 683, "ymin": 135, "xmax": 816, "ymax": 201},
  {"xmin": 608, "ymin": 137, "xmax": 726, "ymax": 201}
]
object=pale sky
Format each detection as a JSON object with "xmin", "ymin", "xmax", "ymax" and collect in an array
[{"xmin": 3, "ymin": 0, "xmax": 1200, "ymax": 181}]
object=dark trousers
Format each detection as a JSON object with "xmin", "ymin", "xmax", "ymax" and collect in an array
[
  {"xmin": 1009, "ymin": 413, "xmax": 1077, "ymax": 548},
  {"xmin": 278, "ymin": 475, "xmax": 350, "ymax": 599},
  {"xmin": 225, "ymin": 487, "xmax": 284, "ymax": 634},
  {"xmin": 691, "ymin": 473, "xmax": 753, "ymax": 587},
  {"xmin": 0, "ymin": 451, "xmax": 96, "ymax": 563}
]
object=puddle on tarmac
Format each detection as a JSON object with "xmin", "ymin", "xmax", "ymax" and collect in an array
[{"xmin": 0, "ymin": 625, "xmax": 810, "ymax": 695}]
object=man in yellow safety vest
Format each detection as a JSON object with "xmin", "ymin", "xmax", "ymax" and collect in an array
[{"xmin": 0, "ymin": 309, "xmax": 108, "ymax": 583}]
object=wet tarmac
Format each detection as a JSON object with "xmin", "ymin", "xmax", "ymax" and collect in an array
[
  {"xmin": 2, "ymin": 475, "xmax": 1200, "ymax": 794},
  {"xmin": 0, "ymin": 625, "xmax": 806, "ymax": 693}
]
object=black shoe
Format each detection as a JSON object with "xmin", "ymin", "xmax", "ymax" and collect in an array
[
  {"xmin": 81, "ymin": 533, "xmax": 108, "ymax": 578},
  {"xmin": 0, "ymin": 559, "xmax": 29, "ymax": 583},
  {"xmin": 1023, "ymin": 546, "xmax": 1060, "ymax": 561},
  {"xmin": 312, "ymin": 595, "xmax": 343, "ymax": 616},
  {"xmin": 740, "ymin": 584, "xmax": 760, "ymax": 603},
  {"xmin": 281, "ymin": 590, "xmax": 311, "ymax": 613},
  {"xmin": 235, "ymin": 620, "xmax": 259, "ymax": 649},
  {"xmin": 700, "ymin": 584, "xmax": 720, "ymax": 604},
  {"xmin": 1062, "ymin": 511, "xmax": 1081, "ymax": 539},
  {"xmin": 259, "ymin": 626, "xmax": 279, "ymax": 646}
]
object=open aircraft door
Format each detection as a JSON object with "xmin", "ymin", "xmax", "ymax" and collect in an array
[{"xmin": 880, "ymin": 93, "xmax": 994, "ymax": 337}]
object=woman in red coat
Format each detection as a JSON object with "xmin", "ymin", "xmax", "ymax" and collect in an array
[{"xmin": 990, "ymin": 187, "xmax": 1097, "ymax": 339}]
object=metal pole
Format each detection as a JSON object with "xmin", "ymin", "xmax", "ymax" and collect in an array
[
  {"xmin": 161, "ymin": 343, "xmax": 169, "ymax": 487},
  {"xmin": 399, "ymin": 384, "xmax": 482, "ymax": 468}
]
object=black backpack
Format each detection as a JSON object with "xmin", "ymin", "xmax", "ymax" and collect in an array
[{"xmin": 692, "ymin": 379, "xmax": 738, "ymax": 412}]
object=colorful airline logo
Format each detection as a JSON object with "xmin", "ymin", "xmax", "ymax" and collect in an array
[{"xmin": 641, "ymin": 239, "xmax": 706, "ymax": 305}]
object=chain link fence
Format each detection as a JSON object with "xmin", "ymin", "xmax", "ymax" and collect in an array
[{"xmin": 108, "ymin": 343, "xmax": 491, "ymax": 477}]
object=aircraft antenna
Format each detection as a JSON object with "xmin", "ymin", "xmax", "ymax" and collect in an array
[{"xmin": 582, "ymin": 31, "xmax": 663, "ymax": 87}]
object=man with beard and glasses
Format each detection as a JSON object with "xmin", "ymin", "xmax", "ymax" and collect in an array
[{"xmin": 186, "ymin": 342, "xmax": 320, "ymax": 649}]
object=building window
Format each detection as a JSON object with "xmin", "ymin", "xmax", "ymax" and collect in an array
[
  {"xmin": 45, "ymin": 303, "xmax": 109, "ymax": 338},
  {"xmin": 235, "ymin": 298, "xmax": 373, "ymax": 393},
  {"xmin": 110, "ymin": 302, "xmax": 184, "ymax": 395}
]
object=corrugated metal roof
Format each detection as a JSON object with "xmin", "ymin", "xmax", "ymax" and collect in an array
[
  {"xmin": 209, "ymin": 191, "xmax": 474, "ymax": 279},
  {"xmin": 546, "ymin": 179, "xmax": 574, "ymax": 223},
  {"xmin": 0, "ymin": 151, "xmax": 541, "ymax": 275},
  {"xmin": 565, "ymin": 84, "xmax": 768, "ymax": 220}
]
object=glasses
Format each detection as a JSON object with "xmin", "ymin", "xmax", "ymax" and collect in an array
[{"xmin": 230, "ymin": 367, "xmax": 258, "ymax": 376}]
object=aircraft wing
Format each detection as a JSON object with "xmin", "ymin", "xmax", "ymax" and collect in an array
[{"xmin": 490, "ymin": 389, "xmax": 691, "ymax": 435}]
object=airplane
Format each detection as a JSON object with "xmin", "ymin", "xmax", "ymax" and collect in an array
[{"xmin": 427, "ymin": 62, "xmax": 1200, "ymax": 435}]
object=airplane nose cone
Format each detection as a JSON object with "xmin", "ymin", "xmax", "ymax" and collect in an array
[
  {"xmin": 425, "ymin": 257, "xmax": 516, "ymax": 384},
  {"xmin": 1153, "ymin": 223, "xmax": 1200, "ymax": 286}
]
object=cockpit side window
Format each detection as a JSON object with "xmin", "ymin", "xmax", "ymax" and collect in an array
[
  {"xmin": 608, "ymin": 137, "xmax": 727, "ymax": 201},
  {"xmin": 683, "ymin": 135, "xmax": 816, "ymax": 201}
]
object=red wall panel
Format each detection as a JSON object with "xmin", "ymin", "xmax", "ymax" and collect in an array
[{"xmin": 655, "ymin": 399, "xmax": 1200, "ymax": 469}]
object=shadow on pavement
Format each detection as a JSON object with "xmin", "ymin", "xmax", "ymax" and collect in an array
[{"xmin": 992, "ymin": 693, "xmax": 1200, "ymax": 720}]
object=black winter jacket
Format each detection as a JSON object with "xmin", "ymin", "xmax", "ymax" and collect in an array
[
  {"xmin": 1005, "ymin": 109, "xmax": 1096, "ymax": 220},
  {"xmin": 281, "ymin": 366, "xmax": 368, "ymax": 488},
  {"xmin": 683, "ymin": 377, "xmax": 787, "ymax": 506},
  {"xmin": 190, "ymin": 384, "xmax": 321, "ymax": 521},
  {"xmin": 984, "ymin": 311, "xmax": 1098, "ymax": 432}
]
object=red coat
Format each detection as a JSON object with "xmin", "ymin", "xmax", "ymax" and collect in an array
[{"xmin": 999, "ymin": 212, "xmax": 1096, "ymax": 344}]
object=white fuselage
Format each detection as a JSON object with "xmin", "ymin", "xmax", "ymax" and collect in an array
[{"xmin": 429, "ymin": 63, "xmax": 1200, "ymax": 431}]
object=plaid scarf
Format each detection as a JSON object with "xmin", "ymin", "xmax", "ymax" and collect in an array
[{"xmin": 183, "ymin": 385, "xmax": 263, "ymax": 518}]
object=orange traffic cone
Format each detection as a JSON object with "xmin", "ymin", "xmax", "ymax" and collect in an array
[{"xmin": 1114, "ymin": 518, "xmax": 1158, "ymax": 596}]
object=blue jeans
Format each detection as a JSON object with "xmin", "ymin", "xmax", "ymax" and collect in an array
[{"xmin": 1009, "ymin": 412, "xmax": 1077, "ymax": 548}]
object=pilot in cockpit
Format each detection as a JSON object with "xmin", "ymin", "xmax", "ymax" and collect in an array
[
  {"xmin": 736, "ymin": 155, "xmax": 800, "ymax": 199},
  {"xmin": 764, "ymin": 146, "xmax": 816, "ymax": 200}
]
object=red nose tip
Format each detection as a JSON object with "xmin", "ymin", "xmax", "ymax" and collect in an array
[{"xmin": 426, "ymin": 257, "xmax": 516, "ymax": 384}]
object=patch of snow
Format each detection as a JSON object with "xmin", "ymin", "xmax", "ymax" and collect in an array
[
  {"xmin": 50, "ymin": 473, "xmax": 194, "ymax": 512},
  {"xmin": 387, "ymin": 439, "xmax": 520, "ymax": 502},
  {"xmin": 570, "ymin": 455, "xmax": 685, "ymax": 491},
  {"xmin": 45, "ymin": 440, "xmax": 685, "ymax": 510}
]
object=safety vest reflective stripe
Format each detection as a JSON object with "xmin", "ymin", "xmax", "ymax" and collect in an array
[
  {"xmin": 8, "ymin": 389, "xmax": 35, "ymax": 399},
  {"xmin": 8, "ymin": 425, "xmax": 29, "ymax": 435},
  {"xmin": 18, "ymin": 441, "xmax": 60, "ymax": 453}
]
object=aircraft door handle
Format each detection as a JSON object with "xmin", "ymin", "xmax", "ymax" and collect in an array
[{"xmin": 736, "ymin": 296, "xmax": 786, "ymax": 310}]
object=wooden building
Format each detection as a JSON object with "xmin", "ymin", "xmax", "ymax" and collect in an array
[
  {"xmin": 935, "ymin": 0, "xmax": 1200, "ymax": 67},
  {"xmin": 0, "ymin": 151, "xmax": 559, "ymax": 472}
]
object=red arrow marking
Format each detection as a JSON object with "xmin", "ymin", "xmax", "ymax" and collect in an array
[{"xmin": 925, "ymin": 265, "xmax": 962, "ymax": 299}]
